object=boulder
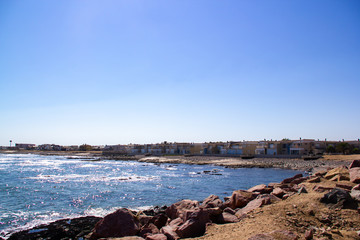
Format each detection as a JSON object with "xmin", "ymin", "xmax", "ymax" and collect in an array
[
  {"xmin": 350, "ymin": 160, "xmax": 360, "ymax": 169},
  {"xmin": 313, "ymin": 185, "xmax": 334, "ymax": 193},
  {"xmin": 320, "ymin": 188, "xmax": 358, "ymax": 209},
  {"xmin": 8, "ymin": 216, "xmax": 101, "ymax": 240},
  {"xmin": 138, "ymin": 215, "xmax": 152, "ymax": 226},
  {"xmin": 223, "ymin": 207, "xmax": 236, "ymax": 215},
  {"xmin": 324, "ymin": 166, "xmax": 349, "ymax": 180},
  {"xmin": 201, "ymin": 194, "xmax": 224, "ymax": 208},
  {"xmin": 90, "ymin": 208, "xmax": 140, "ymax": 239},
  {"xmin": 350, "ymin": 167, "xmax": 360, "ymax": 183},
  {"xmin": 160, "ymin": 226, "xmax": 179, "ymax": 240},
  {"xmin": 165, "ymin": 200, "xmax": 199, "ymax": 220},
  {"xmin": 235, "ymin": 194, "xmax": 281, "ymax": 217},
  {"xmin": 168, "ymin": 217, "xmax": 183, "ymax": 229},
  {"xmin": 298, "ymin": 185, "xmax": 308, "ymax": 194},
  {"xmin": 150, "ymin": 214, "xmax": 168, "ymax": 229},
  {"xmin": 281, "ymin": 173, "xmax": 303, "ymax": 184},
  {"xmin": 304, "ymin": 229, "xmax": 314, "ymax": 240},
  {"xmin": 291, "ymin": 177, "xmax": 309, "ymax": 184},
  {"xmin": 248, "ymin": 184, "xmax": 272, "ymax": 194},
  {"xmin": 106, "ymin": 237, "xmax": 145, "ymax": 240},
  {"xmin": 220, "ymin": 212, "xmax": 239, "ymax": 223},
  {"xmin": 145, "ymin": 234, "xmax": 167, "ymax": 240},
  {"xmin": 336, "ymin": 183, "xmax": 354, "ymax": 191},
  {"xmin": 225, "ymin": 190, "xmax": 257, "ymax": 209},
  {"xmin": 271, "ymin": 187, "xmax": 287, "ymax": 198},
  {"xmin": 351, "ymin": 187, "xmax": 360, "ymax": 202},
  {"xmin": 139, "ymin": 223, "xmax": 159, "ymax": 238},
  {"xmin": 175, "ymin": 208, "xmax": 210, "ymax": 238},
  {"xmin": 307, "ymin": 176, "xmax": 321, "ymax": 183}
]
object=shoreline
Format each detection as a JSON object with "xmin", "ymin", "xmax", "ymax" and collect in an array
[
  {"xmin": 1, "ymin": 150, "xmax": 357, "ymax": 172},
  {"xmin": 4, "ymin": 159, "xmax": 360, "ymax": 240}
]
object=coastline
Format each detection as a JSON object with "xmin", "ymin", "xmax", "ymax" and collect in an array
[
  {"xmin": 1, "ymin": 150, "xmax": 358, "ymax": 172},
  {"xmin": 4, "ymin": 157, "xmax": 360, "ymax": 240}
]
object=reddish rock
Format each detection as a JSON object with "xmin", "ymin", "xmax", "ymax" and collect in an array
[
  {"xmin": 350, "ymin": 160, "xmax": 360, "ymax": 169},
  {"xmin": 138, "ymin": 215, "xmax": 152, "ymax": 226},
  {"xmin": 145, "ymin": 233, "xmax": 167, "ymax": 240},
  {"xmin": 225, "ymin": 190, "xmax": 257, "ymax": 209},
  {"xmin": 168, "ymin": 217, "xmax": 183, "ymax": 229},
  {"xmin": 150, "ymin": 214, "xmax": 168, "ymax": 229},
  {"xmin": 248, "ymin": 184, "xmax": 272, "ymax": 194},
  {"xmin": 271, "ymin": 187, "xmax": 287, "ymax": 198},
  {"xmin": 291, "ymin": 176, "xmax": 309, "ymax": 184},
  {"xmin": 336, "ymin": 183, "xmax": 354, "ymax": 191},
  {"xmin": 160, "ymin": 225, "xmax": 179, "ymax": 240},
  {"xmin": 353, "ymin": 184, "xmax": 360, "ymax": 191},
  {"xmin": 281, "ymin": 173, "xmax": 303, "ymax": 184},
  {"xmin": 313, "ymin": 185, "xmax": 334, "ymax": 193},
  {"xmin": 175, "ymin": 208, "xmax": 210, "ymax": 238},
  {"xmin": 350, "ymin": 167, "xmax": 360, "ymax": 183},
  {"xmin": 90, "ymin": 208, "xmax": 140, "ymax": 239},
  {"xmin": 223, "ymin": 207, "xmax": 236, "ymax": 215},
  {"xmin": 324, "ymin": 166, "xmax": 349, "ymax": 180},
  {"xmin": 201, "ymin": 194, "xmax": 223, "ymax": 208},
  {"xmin": 351, "ymin": 189, "xmax": 360, "ymax": 202},
  {"xmin": 139, "ymin": 223, "xmax": 160, "ymax": 238},
  {"xmin": 165, "ymin": 200, "xmax": 199, "ymax": 220},
  {"xmin": 307, "ymin": 176, "xmax": 321, "ymax": 183},
  {"xmin": 221, "ymin": 212, "xmax": 239, "ymax": 223},
  {"xmin": 235, "ymin": 194, "xmax": 281, "ymax": 217}
]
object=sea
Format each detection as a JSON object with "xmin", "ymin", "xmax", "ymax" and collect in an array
[{"xmin": 0, "ymin": 153, "xmax": 303, "ymax": 237}]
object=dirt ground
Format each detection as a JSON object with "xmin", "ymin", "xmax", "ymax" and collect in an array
[{"xmin": 192, "ymin": 176, "xmax": 360, "ymax": 240}]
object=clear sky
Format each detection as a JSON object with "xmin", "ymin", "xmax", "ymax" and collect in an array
[{"xmin": 0, "ymin": 0, "xmax": 359, "ymax": 146}]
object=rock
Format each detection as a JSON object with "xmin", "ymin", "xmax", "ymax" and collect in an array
[
  {"xmin": 320, "ymin": 188, "xmax": 358, "ymax": 209},
  {"xmin": 138, "ymin": 215, "xmax": 152, "ymax": 226},
  {"xmin": 329, "ymin": 174, "xmax": 350, "ymax": 182},
  {"xmin": 201, "ymin": 194, "xmax": 223, "ymax": 208},
  {"xmin": 351, "ymin": 189, "xmax": 360, "ymax": 202},
  {"xmin": 168, "ymin": 217, "xmax": 183, "ymax": 228},
  {"xmin": 324, "ymin": 166, "xmax": 349, "ymax": 180},
  {"xmin": 281, "ymin": 173, "xmax": 303, "ymax": 184},
  {"xmin": 160, "ymin": 226, "xmax": 179, "ymax": 240},
  {"xmin": 220, "ymin": 212, "xmax": 239, "ymax": 223},
  {"xmin": 150, "ymin": 214, "xmax": 168, "ymax": 229},
  {"xmin": 223, "ymin": 207, "xmax": 236, "ymax": 215},
  {"xmin": 139, "ymin": 223, "xmax": 160, "ymax": 238},
  {"xmin": 235, "ymin": 194, "xmax": 281, "ymax": 217},
  {"xmin": 353, "ymin": 184, "xmax": 360, "ymax": 190},
  {"xmin": 307, "ymin": 176, "xmax": 321, "ymax": 183},
  {"xmin": 8, "ymin": 216, "xmax": 101, "ymax": 240},
  {"xmin": 305, "ymin": 229, "xmax": 314, "ymax": 240},
  {"xmin": 145, "ymin": 233, "xmax": 167, "ymax": 240},
  {"xmin": 350, "ymin": 167, "xmax": 360, "ymax": 183},
  {"xmin": 350, "ymin": 160, "xmax": 360, "ymax": 169},
  {"xmin": 90, "ymin": 208, "xmax": 140, "ymax": 239},
  {"xmin": 291, "ymin": 177, "xmax": 309, "ymax": 184},
  {"xmin": 165, "ymin": 200, "xmax": 199, "ymax": 220},
  {"xmin": 105, "ymin": 237, "xmax": 145, "ymax": 240},
  {"xmin": 175, "ymin": 208, "xmax": 210, "ymax": 238},
  {"xmin": 225, "ymin": 190, "xmax": 257, "ymax": 209},
  {"xmin": 298, "ymin": 185, "xmax": 308, "ymax": 194},
  {"xmin": 335, "ymin": 183, "xmax": 354, "ymax": 191},
  {"xmin": 313, "ymin": 185, "xmax": 334, "ymax": 193},
  {"xmin": 248, "ymin": 184, "xmax": 272, "ymax": 194},
  {"xmin": 271, "ymin": 187, "xmax": 287, "ymax": 198}
]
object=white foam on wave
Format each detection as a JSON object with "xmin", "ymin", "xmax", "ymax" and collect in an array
[{"xmin": 27, "ymin": 173, "xmax": 160, "ymax": 183}]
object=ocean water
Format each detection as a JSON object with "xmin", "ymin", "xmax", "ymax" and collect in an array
[{"xmin": 0, "ymin": 153, "xmax": 303, "ymax": 237}]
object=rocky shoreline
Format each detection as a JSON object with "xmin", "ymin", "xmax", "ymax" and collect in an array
[
  {"xmin": 5, "ymin": 160, "xmax": 360, "ymax": 240},
  {"xmin": 1, "ymin": 150, "xmax": 357, "ymax": 172}
]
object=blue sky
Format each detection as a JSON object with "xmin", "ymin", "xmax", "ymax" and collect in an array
[{"xmin": 0, "ymin": 0, "xmax": 359, "ymax": 146}]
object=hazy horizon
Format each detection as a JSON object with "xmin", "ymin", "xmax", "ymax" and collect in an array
[{"xmin": 1, "ymin": 1, "xmax": 359, "ymax": 146}]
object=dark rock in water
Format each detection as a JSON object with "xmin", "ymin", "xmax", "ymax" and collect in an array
[
  {"xmin": 320, "ymin": 188, "xmax": 358, "ymax": 209},
  {"xmin": 90, "ymin": 208, "xmax": 140, "ymax": 239},
  {"xmin": 8, "ymin": 216, "xmax": 101, "ymax": 240},
  {"xmin": 143, "ymin": 206, "xmax": 167, "ymax": 216}
]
